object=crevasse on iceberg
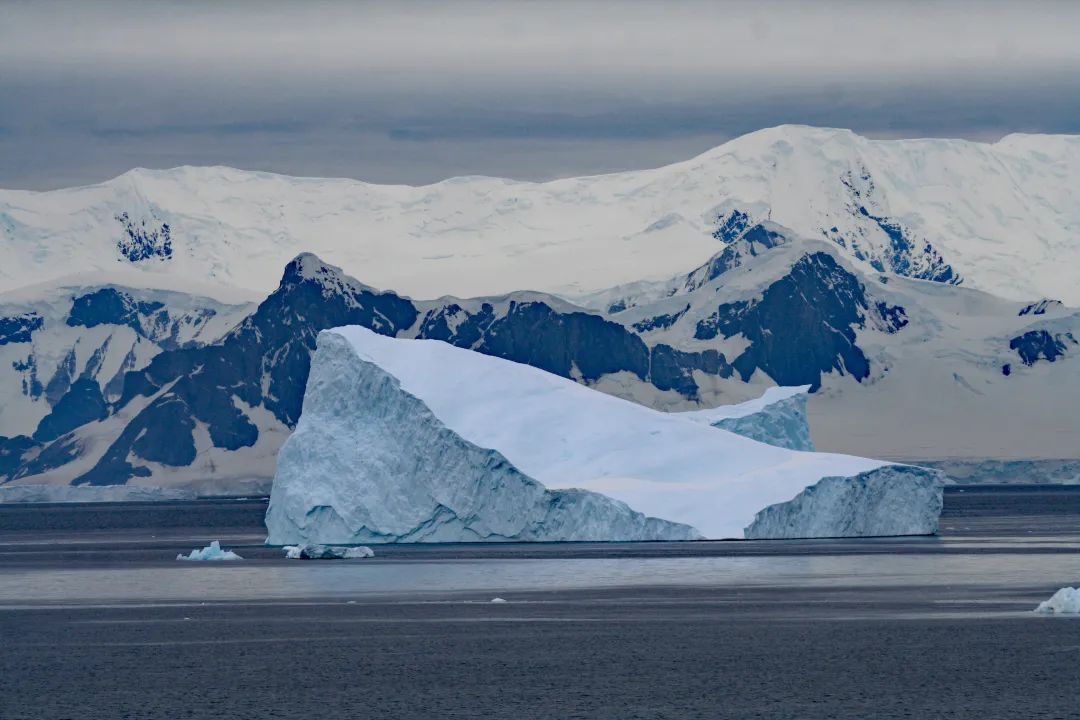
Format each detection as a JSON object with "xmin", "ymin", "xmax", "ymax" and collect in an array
[
  {"xmin": 265, "ymin": 327, "xmax": 944, "ymax": 543},
  {"xmin": 676, "ymin": 385, "xmax": 815, "ymax": 451}
]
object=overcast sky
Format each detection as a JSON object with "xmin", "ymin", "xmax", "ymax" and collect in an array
[{"xmin": 3, "ymin": 0, "xmax": 1080, "ymax": 189}]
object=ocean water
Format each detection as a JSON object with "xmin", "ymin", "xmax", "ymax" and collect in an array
[{"xmin": 1, "ymin": 486, "xmax": 1079, "ymax": 719}]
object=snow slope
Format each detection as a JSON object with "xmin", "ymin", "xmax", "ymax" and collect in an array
[
  {"xmin": 2, "ymin": 126, "xmax": 1078, "ymax": 303},
  {"xmin": 4, "ymin": 228, "xmax": 1078, "ymax": 497},
  {"xmin": 0, "ymin": 280, "xmax": 252, "ymax": 438},
  {"xmin": 265, "ymin": 327, "xmax": 944, "ymax": 541}
]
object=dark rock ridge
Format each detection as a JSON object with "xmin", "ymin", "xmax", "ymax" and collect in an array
[
  {"xmin": 0, "ymin": 233, "xmax": 1035, "ymax": 488},
  {"xmin": 115, "ymin": 212, "xmax": 172, "ymax": 262},
  {"xmin": 1010, "ymin": 330, "xmax": 1077, "ymax": 366},
  {"xmin": 1019, "ymin": 299, "xmax": 1064, "ymax": 317},
  {"xmin": 0, "ymin": 313, "xmax": 44, "ymax": 345},
  {"xmin": 694, "ymin": 252, "xmax": 907, "ymax": 390},
  {"xmin": 833, "ymin": 168, "xmax": 961, "ymax": 284},
  {"xmin": 67, "ymin": 287, "xmax": 218, "ymax": 349}
]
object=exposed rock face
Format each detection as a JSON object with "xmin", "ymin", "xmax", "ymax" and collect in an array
[{"xmin": 744, "ymin": 466, "xmax": 945, "ymax": 539}]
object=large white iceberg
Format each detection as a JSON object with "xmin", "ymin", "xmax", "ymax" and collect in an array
[
  {"xmin": 265, "ymin": 327, "xmax": 944, "ymax": 543},
  {"xmin": 677, "ymin": 385, "xmax": 815, "ymax": 451},
  {"xmin": 1035, "ymin": 587, "xmax": 1080, "ymax": 614}
]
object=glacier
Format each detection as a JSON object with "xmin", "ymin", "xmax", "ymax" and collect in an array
[
  {"xmin": 176, "ymin": 541, "xmax": 243, "ymax": 561},
  {"xmin": 265, "ymin": 327, "xmax": 944, "ymax": 543},
  {"xmin": 1034, "ymin": 587, "xmax": 1080, "ymax": 614},
  {"xmin": 0, "ymin": 484, "xmax": 197, "ymax": 503},
  {"xmin": 676, "ymin": 385, "xmax": 815, "ymax": 451}
]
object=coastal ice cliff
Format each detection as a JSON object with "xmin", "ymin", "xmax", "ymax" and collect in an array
[
  {"xmin": 677, "ymin": 385, "xmax": 815, "ymax": 451},
  {"xmin": 265, "ymin": 327, "xmax": 945, "ymax": 543}
]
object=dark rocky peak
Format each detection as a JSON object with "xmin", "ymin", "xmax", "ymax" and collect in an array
[
  {"xmin": 0, "ymin": 312, "xmax": 44, "ymax": 345},
  {"xmin": 683, "ymin": 220, "xmax": 790, "ymax": 293},
  {"xmin": 1019, "ymin": 299, "xmax": 1065, "ymax": 317},
  {"xmin": 694, "ymin": 251, "xmax": 907, "ymax": 390}
]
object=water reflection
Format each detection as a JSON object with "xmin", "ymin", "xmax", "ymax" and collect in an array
[{"xmin": 5, "ymin": 552, "xmax": 1080, "ymax": 604}]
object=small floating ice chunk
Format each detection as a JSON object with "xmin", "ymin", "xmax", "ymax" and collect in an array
[
  {"xmin": 176, "ymin": 541, "xmax": 243, "ymax": 561},
  {"xmin": 1035, "ymin": 587, "xmax": 1080, "ymax": 614},
  {"xmin": 283, "ymin": 544, "xmax": 374, "ymax": 560},
  {"xmin": 490, "ymin": 597, "xmax": 507, "ymax": 603}
]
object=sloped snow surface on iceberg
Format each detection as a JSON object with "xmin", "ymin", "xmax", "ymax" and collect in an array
[
  {"xmin": 265, "ymin": 331, "xmax": 698, "ymax": 544},
  {"xmin": 677, "ymin": 386, "xmax": 815, "ymax": 451},
  {"xmin": 265, "ymin": 328, "xmax": 944, "ymax": 542}
]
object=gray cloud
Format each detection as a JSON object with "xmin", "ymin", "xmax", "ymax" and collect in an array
[{"xmin": 2, "ymin": 0, "xmax": 1079, "ymax": 189}]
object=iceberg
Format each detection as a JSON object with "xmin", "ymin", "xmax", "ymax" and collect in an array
[
  {"xmin": 265, "ymin": 327, "xmax": 944, "ymax": 543},
  {"xmin": 283, "ymin": 544, "xmax": 375, "ymax": 560},
  {"xmin": 176, "ymin": 541, "xmax": 243, "ymax": 561},
  {"xmin": 1035, "ymin": 587, "xmax": 1080, "ymax": 614},
  {"xmin": 744, "ymin": 466, "xmax": 944, "ymax": 539},
  {"xmin": 677, "ymin": 386, "xmax": 815, "ymax": 451}
]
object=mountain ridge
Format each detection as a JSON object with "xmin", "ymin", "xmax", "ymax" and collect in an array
[{"xmin": 2, "ymin": 125, "xmax": 1078, "ymax": 303}]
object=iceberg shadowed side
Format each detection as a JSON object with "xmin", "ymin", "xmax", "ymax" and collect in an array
[
  {"xmin": 264, "ymin": 330, "xmax": 700, "ymax": 544},
  {"xmin": 676, "ymin": 385, "xmax": 815, "ymax": 451},
  {"xmin": 266, "ymin": 327, "xmax": 943, "ymax": 543}
]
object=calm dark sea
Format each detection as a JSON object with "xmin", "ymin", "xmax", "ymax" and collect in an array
[{"xmin": 1, "ymin": 485, "xmax": 1079, "ymax": 719}]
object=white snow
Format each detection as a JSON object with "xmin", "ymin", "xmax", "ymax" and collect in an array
[
  {"xmin": 2, "ymin": 126, "xmax": 1078, "ymax": 304},
  {"xmin": 1034, "ymin": 587, "xmax": 1080, "ymax": 614},
  {"xmin": 176, "ymin": 541, "xmax": 243, "ymax": 561},
  {"xmin": 282, "ymin": 544, "xmax": 374, "ymax": 559},
  {"xmin": 265, "ymin": 327, "xmax": 944, "ymax": 542}
]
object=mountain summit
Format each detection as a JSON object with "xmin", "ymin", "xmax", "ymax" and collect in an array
[{"xmin": 2, "ymin": 125, "xmax": 1078, "ymax": 303}]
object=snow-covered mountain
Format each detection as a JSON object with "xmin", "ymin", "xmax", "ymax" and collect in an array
[
  {"xmin": 2, "ymin": 126, "xmax": 1079, "ymax": 304},
  {"xmin": 0, "ymin": 280, "xmax": 251, "ymax": 439},
  {"xmin": 2, "ymin": 214, "xmax": 1077, "ymax": 494},
  {"xmin": 0, "ymin": 127, "xmax": 1077, "ymax": 492}
]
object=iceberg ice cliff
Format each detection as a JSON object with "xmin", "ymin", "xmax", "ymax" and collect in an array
[
  {"xmin": 265, "ymin": 330, "xmax": 698, "ymax": 544},
  {"xmin": 677, "ymin": 386, "xmax": 815, "ymax": 451},
  {"xmin": 265, "ymin": 327, "xmax": 944, "ymax": 543},
  {"xmin": 744, "ymin": 466, "xmax": 944, "ymax": 539}
]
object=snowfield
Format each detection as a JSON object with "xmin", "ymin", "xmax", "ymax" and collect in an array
[
  {"xmin": 265, "ymin": 327, "xmax": 944, "ymax": 542},
  {"xmin": 2, "ymin": 126, "xmax": 1078, "ymax": 304}
]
